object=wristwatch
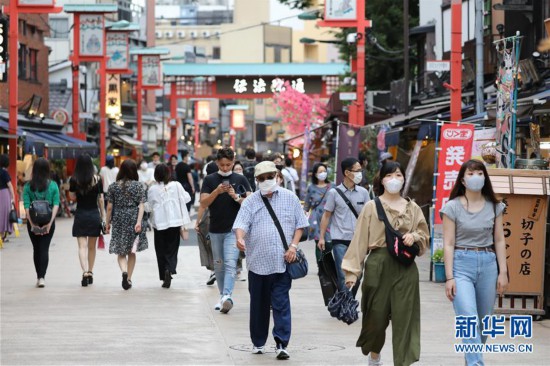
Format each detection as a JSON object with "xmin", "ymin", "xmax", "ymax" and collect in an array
[
  {"xmin": 290, "ymin": 243, "xmax": 299, "ymax": 249},
  {"xmin": 234, "ymin": 194, "xmax": 241, "ymax": 201}
]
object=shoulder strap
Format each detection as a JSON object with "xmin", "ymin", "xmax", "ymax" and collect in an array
[
  {"xmin": 335, "ymin": 187, "xmax": 359, "ymax": 218},
  {"xmin": 310, "ymin": 184, "xmax": 330, "ymax": 211},
  {"xmin": 261, "ymin": 195, "xmax": 289, "ymax": 251},
  {"xmin": 374, "ymin": 197, "xmax": 398, "ymax": 234}
]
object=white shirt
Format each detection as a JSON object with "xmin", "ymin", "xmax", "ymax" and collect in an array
[
  {"xmin": 138, "ymin": 168, "xmax": 155, "ymax": 186},
  {"xmin": 281, "ymin": 168, "xmax": 295, "ymax": 193},
  {"xmin": 99, "ymin": 166, "xmax": 119, "ymax": 193},
  {"xmin": 145, "ymin": 181, "xmax": 191, "ymax": 230}
]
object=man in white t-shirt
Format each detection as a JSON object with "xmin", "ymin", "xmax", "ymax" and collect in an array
[
  {"xmin": 99, "ymin": 155, "xmax": 119, "ymax": 193},
  {"xmin": 138, "ymin": 160, "xmax": 155, "ymax": 186}
]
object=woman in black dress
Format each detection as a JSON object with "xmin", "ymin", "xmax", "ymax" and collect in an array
[
  {"xmin": 69, "ymin": 154, "xmax": 105, "ymax": 287},
  {"xmin": 105, "ymin": 159, "xmax": 147, "ymax": 290}
]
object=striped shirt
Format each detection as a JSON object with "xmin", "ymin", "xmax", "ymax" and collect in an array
[{"xmin": 233, "ymin": 187, "xmax": 309, "ymax": 275}]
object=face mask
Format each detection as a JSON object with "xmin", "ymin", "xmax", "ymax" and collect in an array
[
  {"xmin": 383, "ymin": 178, "xmax": 404, "ymax": 194},
  {"xmin": 140, "ymin": 163, "xmax": 148, "ymax": 171},
  {"xmin": 258, "ymin": 179, "xmax": 277, "ymax": 194},
  {"xmin": 218, "ymin": 170, "xmax": 232, "ymax": 177},
  {"xmin": 351, "ymin": 172, "xmax": 362, "ymax": 185},
  {"xmin": 316, "ymin": 172, "xmax": 328, "ymax": 181},
  {"xmin": 464, "ymin": 175, "xmax": 485, "ymax": 192},
  {"xmin": 234, "ymin": 171, "xmax": 243, "ymax": 175}
]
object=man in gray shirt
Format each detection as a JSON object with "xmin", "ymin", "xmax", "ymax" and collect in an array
[{"xmin": 318, "ymin": 157, "xmax": 370, "ymax": 293}]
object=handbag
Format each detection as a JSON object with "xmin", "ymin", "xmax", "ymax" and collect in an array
[
  {"xmin": 374, "ymin": 197, "xmax": 419, "ymax": 266},
  {"xmin": 261, "ymin": 195, "xmax": 309, "ymax": 279},
  {"xmin": 318, "ymin": 250, "xmax": 338, "ymax": 306},
  {"xmin": 9, "ymin": 204, "xmax": 18, "ymax": 223},
  {"xmin": 29, "ymin": 189, "xmax": 53, "ymax": 227}
]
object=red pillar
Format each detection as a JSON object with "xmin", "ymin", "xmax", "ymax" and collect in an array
[
  {"xmin": 167, "ymin": 82, "xmax": 178, "ymax": 156},
  {"xmin": 136, "ymin": 55, "xmax": 143, "ymax": 141},
  {"xmin": 71, "ymin": 14, "xmax": 81, "ymax": 139},
  {"xmin": 99, "ymin": 59, "xmax": 107, "ymax": 166},
  {"xmin": 194, "ymin": 102, "xmax": 200, "ymax": 158},
  {"xmin": 450, "ymin": 0, "xmax": 462, "ymax": 122},
  {"xmin": 355, "ymin": 0, "xmax": 366, "ymax": 127},
  {"xmin": 7, "ymin": 0, "xmax": 19, "ymax": 207}
]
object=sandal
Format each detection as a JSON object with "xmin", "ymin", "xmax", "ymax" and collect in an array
[
  {"xmin": 122, "ymin": 272, "xmax": 130, "ymax": 290},
  {"xmin": 87, "ymin": 271, "xmax": 93, "ymax": 285},
  {"xmin": 81, "ymin": 273, "xmax": 89, "ymax": 287}
]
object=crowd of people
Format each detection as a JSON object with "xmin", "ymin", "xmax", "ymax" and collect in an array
[{"xmin": 0, "ymin": 148, "xmax": 509, "ymax": 365}]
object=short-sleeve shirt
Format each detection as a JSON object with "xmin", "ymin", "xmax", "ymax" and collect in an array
[
  {"xmin": 324, "ymin": 183, "xmax": 370, "ymax": 241},
  {"xmin": 440, "ymin": 198, "xmax": 506, "ymax": 248},
  {"xmin": 69, "ymin": 176, "xmax": 103, "ymax": 210},
  {"xmin": 175, "ymin": 162, "xmax": 192, "ymax": 192},
  {"xmin": 201, "ymin": 172, "xmax": 251, "ymax": 233},
  {"xmin": 0, "ymin": 169, "xmax": 11, "ymax": 189},
  {"xmin": 23, "ymin": 180, "xmax": 60, "ymax": 209}
]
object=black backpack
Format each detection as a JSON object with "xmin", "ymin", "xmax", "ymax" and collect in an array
[{"xmin": 242, "ymin": 162, "xmax": 257, "ymax": 191}]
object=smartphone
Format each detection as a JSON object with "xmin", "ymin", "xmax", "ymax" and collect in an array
[{"xmin": 222, "ymin": 180, "xmax": 230, "ymax": 186}]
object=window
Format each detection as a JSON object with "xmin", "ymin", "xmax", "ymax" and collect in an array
[
  {"xmin": 29, "ymin": 49, "xmax": 38, "ymax": 82},
  {"xmin": 49, "ymin": 18, "xmax": 69, "ymax": 39},
  {"xmin": 212, "ymin": 47, "xmax": 221, "ymax": 60},
  {"xmin": 18, "ymin": 44, "xmax": 27, "ymax": 80}
]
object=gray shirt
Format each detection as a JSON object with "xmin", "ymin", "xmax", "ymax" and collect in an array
[
  {"xmin": 324, "ymin": 183, "xmax": 370, "ymax": 241},
  {"xmin": 440, "ymin": 198, "xmax": 506, "ymax": 248}
]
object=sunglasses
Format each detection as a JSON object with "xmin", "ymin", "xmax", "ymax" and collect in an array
[{"xmin": 257, "ymin": 174, "xmax": 276, "ymax": 182}]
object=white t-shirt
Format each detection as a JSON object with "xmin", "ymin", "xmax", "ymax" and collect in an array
[
  {"xmin": 145, "ymin": 181, "xmax": 191, "ymax": 230},
  {"xmin": 138, "ymin": 168, "xmax": 155, "ymax": 185},
  {"xmin": 99, "ymin": 166, "xmax": 119, "ymax": 193}
]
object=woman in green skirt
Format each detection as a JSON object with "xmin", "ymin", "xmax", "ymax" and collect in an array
[{"xmin": 342, "ymin": 161, "xmax": 430, "ymax": 366}]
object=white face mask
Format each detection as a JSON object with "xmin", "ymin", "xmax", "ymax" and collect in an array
[
  {"xmin": 352, "ymin": 172, "xmax": 362, "ymax": 185},
  {"xmin": 383, "ymin": 178, "xmax": 404, "ymax": 194},
  {"xmin": 258, "ymin": 179, "xmax": 277, "ymax": 194},
  {"xmin": 464, "ymin": 175, "xmax": 485, "ymax": 192},
  {"xmin": 140, "ymin": 163, "xmax": 148, "ymax": 171},
  {"xmin": 316, "ymin": 172, "xmax": 328, "ymax": 181},
  {"xmin": 218, "ymin": 170, "xmax": 232, "ymax": 177}
]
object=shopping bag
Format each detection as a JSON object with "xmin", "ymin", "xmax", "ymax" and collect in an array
[
  {"xmin": 318, "ymin": 251, "xmax": 338, "ymax": 306},
  {"xmin": 131, "ymin": 234, "xmax": 139, "ymax": 254},
  {"xmin": 98, "ymin": 235, "xmax": 105, "ymax": 249}
]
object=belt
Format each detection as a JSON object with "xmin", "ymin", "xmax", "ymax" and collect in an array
[{"xmin": 455, "ymin": 246, "xmax": 495, "ymax": 253}]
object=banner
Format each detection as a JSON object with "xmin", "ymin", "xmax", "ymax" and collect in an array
[
  {"xmin": 80, "ymin": 14, "xmax": 104, "ymax": 57},
  {"xmin": 106, "ymin": 74, "xmax": 121, "ymax": 118},
  {"xmin": 0, "ymin": 17, "xmax": 6, "ymax": 83},
  {"xmin": 472, "ymin": 128, "xmax": 497, "ymax": 167},
  {"xmin": 142, "ymin": 55, "xmax": 161, "ymax": 87},
  {"xmin": 106, "ymin": 32, "xmax": 129, "ymax": 70},
  {"xmin": 434, "ymin": 123, "xmax": 475, "ymax": 224},
  {"xmin": 336, "ymin": 123, "xmax": 361, "ymax": 184}
]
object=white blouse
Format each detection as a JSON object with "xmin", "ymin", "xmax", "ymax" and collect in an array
[{"xmin": 145, "ymin": 181, "xmax": 191, "ymax": 230}]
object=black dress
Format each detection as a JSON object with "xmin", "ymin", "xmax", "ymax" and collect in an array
[{"xmin": 70, "ymin": 176, "xmax": 103, "ymax": 237}]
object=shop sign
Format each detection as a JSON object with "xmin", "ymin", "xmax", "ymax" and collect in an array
[
  {"xmin": 336, "ymin": 124, "xmax": 361, "ymax": 184},
  {"xmin": 325, "ymin": 0, "xmax": 357, "ymax": 21},
  {"xmin": 80, "ymin": 14, "xmax": 105, "ymax": 57},
  {"xmin": 106, "ymin": 74, "xmax": 121, "ymax": 118},
  {"xmin": 195, "ymin": 100, "xmax": 210, "ymax": 122},
  {"xmin": 52, "ymin": 108, "xmax": 69, "ymax": 125},
  {"xmin": 106, "ymin": 32, "xmax": 129, "ymax": 71},
  {"xmin": 0, "ymin": 17, "xmax": 7, "ymax": 83},
  {"xmin": 500, "ymin": 195, "xmax": 546, "ymax": 294},
  {"xmin": 141, "ymin": 55, "xmax": 161, "ymax": 87},
  {"xmin": 426, "ymin": 60, "xmax": 450, "ymax": 72},
  {"xmin": 434, "ymin": 123, "xmax": 475, "ymax": 224},
  {"xmin": 230, "ymin": 109, "xmax": 246, "ymax": 130},
  {"xmin": 216, "ymin": 77, "xmax": 322, "ymax": 96}
]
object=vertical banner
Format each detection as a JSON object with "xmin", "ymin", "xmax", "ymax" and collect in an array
[
  {"xmin": 106, "ymin": 74, "xmax": 121, "ymax": 118},
  {"xmin": 300, "ymin": 127, "xmax": 311, "ymax": 200},
  {"xmin": 403, "ymin": 140, "xmax": 423, "ymax": 197},
  {"xmin": 0, "ymin": 17, "xmax": 7, "ymax": 83},
  {"xmin": 325, "ymin": 0, "xmax": 357, "ymax": 20},
  {"xmin": 434, "ymin": 123, "xmax": 475, "ymax": 224},
  {"xmin": 80, "ymin": 14, "xmax": 104, "ymax": 57},
  {"xmin": 106, "ymin": 32, "xmax": 129, "ymax": 70},
  {"xmin": 142, "ymin": 55, "xmax": 161, "ymax": 87},
  {"xmin": 336, "ymin": 123, "xmax": 361, "ymax": 184}
]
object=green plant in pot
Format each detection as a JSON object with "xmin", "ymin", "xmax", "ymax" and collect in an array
[{"xmin": 432, "ymin": 248, "xmax": 446, "ymax": 283}]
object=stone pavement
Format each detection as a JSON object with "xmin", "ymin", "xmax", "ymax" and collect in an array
[{"xmin": 1, "ymin": 217, "xmax": 549, "ymax": 365}]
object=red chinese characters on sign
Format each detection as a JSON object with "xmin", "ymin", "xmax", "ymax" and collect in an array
[{"xmin": 435, "ymin": 123, "xmax": 475, "ymax": 224}]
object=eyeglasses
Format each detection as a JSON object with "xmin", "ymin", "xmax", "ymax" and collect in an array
[
  {"xmin": 257, "ymin": 174, "xmax": 276, "ymax": 182},
  {"xmin": 349, "ymin": 169, "xmax": 362, "ymax": 173}
]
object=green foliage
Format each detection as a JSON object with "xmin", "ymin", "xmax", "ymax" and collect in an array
[
  {"xmin": 432, "ymin": 248, "xmax": 444, "ymax": 263},
  {"xmin": 276, "ymin": 0, "xmax": 315, "ymax": 10}
]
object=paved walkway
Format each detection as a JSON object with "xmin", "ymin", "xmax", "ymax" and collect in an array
[{"xmin": 1, "ymin": 217, "xmax": 549, "ymax": 365}]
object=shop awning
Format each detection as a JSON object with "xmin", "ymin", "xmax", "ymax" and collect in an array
[
  {"xmin": 112, "ymin": 134, "xmax": 144, "ymax": 148},
  {"xmin": 22, "ymin": 130, "xmax": 98, "ymax": 159}
]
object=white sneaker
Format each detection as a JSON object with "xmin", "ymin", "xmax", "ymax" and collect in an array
[
  {"xmin": 37, "ymin": 278, "xmax": 45, "ymax": 288},
  {"xmin": 368, "ymin": 354, "xmax": 383, "ymax": 366},
  {"xmin": 237, "ymin": 272, "xmax": 247, "ymax": 281},
  {"xmin": 214, "ymin": 298, "xmax": 222, "ymax": 311},
  {"xmin": 220, "ymin": 295, "xmax": 233, "ymax": 314},
  {"xmin": 251, "ymin": 345, "xmax": 265, "ymax": 354}
]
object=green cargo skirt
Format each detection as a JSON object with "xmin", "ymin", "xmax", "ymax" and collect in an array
[{"xmin": 357, "ymin": 248, "xmax": 420, "ymax": 366}]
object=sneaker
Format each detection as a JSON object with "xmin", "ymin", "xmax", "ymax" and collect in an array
[
  {"xmin": 220, "ymin": 295, "xmax": 233, "ymax": 314},
  {"xmin": 275, "ymin": 344, "xmax": 289, "ymax": 360},
  {"xmin": 368, "ymin": 354, "xmax": 383, "ymax": 366},
  {"xmin": 237, "ymin": 272, "xmax": 247, "ymax": 282},
  {"xmin": 251, "ymin": 345, "xmax": 265, "ymax": 354},
  {"xmin": 206, "ymin": 272, "xmax": 216, "ymax": 286},
  {"xmin": 37, "ymin": 278, "xmax": 45, "ymax": 288},
  {"xmin": 214, "ymin": 298, "xmax": 222, "ymax": 311}
]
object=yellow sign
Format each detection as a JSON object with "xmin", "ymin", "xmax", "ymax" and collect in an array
[{"xmin": 106, "ymin": 74, "xmax": 121, "ymax": 118}]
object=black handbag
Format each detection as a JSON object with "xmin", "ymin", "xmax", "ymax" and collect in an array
[
  {"xmin": 29, "ymin": 200, "xmax": 52, "ymax": 226},
  {"xmin": 261, "ymin": 195, "xmax": 308, "ymax": 279},
  {"xmin": 9, "ymin": 206, "xmax": 18, "ymax": 223},
  {"xmin": 318, "ymin": 250, "xmax": 338, "ymax": 306},
  {"xmin": 374, "ymin": 197, "xmax": 419, "ymax": 266}
]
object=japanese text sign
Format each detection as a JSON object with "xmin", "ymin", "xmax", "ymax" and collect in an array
[
  {"xmin": 435, "ymin": 123, "xmax": 474, "ymax": 224},
  {"xmin": 325, "ymin": 0, "xmax": 357, "ymax": 21},
  {"xmin": 106, "ymin": 32, "xmax": 129, "ymax": 71},
  {"xmin": 230, "ymin": 110, "xmax": 245, "ymax": 130},
  {"xmin": 195, "ymin": 101, "xmax": 210, "ymax": 123},
  {"xmin": 106, "ymin": 74, "xmax": 121, "ymax": 118},
  {"xmin": 141, "ymin": 55, "xmax": 161, "ymax": 87},
  {"xmin": 0, "ymin": 18, "xmax": 7, "ymax": 83},
  {"xmin": 80, "ymin": 14, "xmax": 105, "ymax": 57}
]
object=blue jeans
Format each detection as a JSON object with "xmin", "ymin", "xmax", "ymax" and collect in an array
[
  {"xmin": 332, "ymin": 240, "xmax": 350, "ymax": 292},
  {"xmin": 452, "ymin": 249, "xmax": 498, "ymax": 366},
  {"xmin": 210, "ymin": 232, "xmax": 239, "ymax": 296},
  {"xmin": 248, "ymin": 270, "xmax": 292, "ymax": 348}
]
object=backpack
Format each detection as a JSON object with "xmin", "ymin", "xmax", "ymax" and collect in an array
[{"xmin": 243, "ymin": 162, "xmax": 257, "ymax": 191}]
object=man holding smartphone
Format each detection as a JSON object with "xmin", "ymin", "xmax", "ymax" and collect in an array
[{"xmin": 199, "ymin": 147, "xmax": 251, "ymax": 313}]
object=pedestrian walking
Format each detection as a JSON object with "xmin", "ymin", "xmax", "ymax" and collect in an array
[
  {"xmin": 241, "ymin": 148, "xmax": 258, "ymax": 191},
  {"xmin": 284, "ymin": 157, "xmax": 299, "ymax": 195},
  {"xmin": 233, "ymin": 161, "xmax": 309, "ymax": 360},
  {"xmin": 23, "ymin": 157, "xmax": 60, "ymax": 288},
  {"xmin": 105, "ymin": 159, "xmax": 148, "ymax": 290},
  {"xmin": 233, "ymin": 160, "xmax": 247, "ymax": 281},
  {"xmin": 342, "ymin": 161, "xmax": 430, "ymax": 366},
  {"xmin": 440, "ymin": 159, "xmax": 508, "ymax": 366},
  {"xmin": 69, "ymin": 154, "xmax": 105, "ymax": 287},
  {"xmin": 200, "ymin": 147, "xmax": 251, "ymax": 313},
  {"xmin": 146, "ymin": 164, "xmax": 191, "ymax": 289},
  {"xmin": 138, "ymin": 159, "xmax": 155, "ymax": 186},
  {"xmin": 99, "ymin": 155, "xmax": 119, "ymax": 194},
  {"xmin": 0, "ymin": 154, "xmax": 15, "ymax": 243},
  {"xmin": 169, "ymin": 154, "xmax": 178, "ymax": 181},
  {"xmin": 148, "ymin": 151, "xmax": 161, "ymax": 169},
  {"xmin": 175, "ymin": 150, "xmax": 195, "ymax": 213},
  {"xmin": 318, "ymin": 157, "xmax": 370, "ymax": 294}
]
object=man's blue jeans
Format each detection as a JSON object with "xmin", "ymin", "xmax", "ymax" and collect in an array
[
  {"xmin": 332, "ymin": 240, "xmax": 351, "ymax": 292},
  {"xmin": 452, "ymin": 249, "xmax": 498, "ymax": 366},
  {"xmin": 210, "ymin": 232, "xmax": 239, "ymax": 296}
]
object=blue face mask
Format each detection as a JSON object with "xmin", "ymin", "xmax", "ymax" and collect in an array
[{"xmin": 464, "ymin": 175, "xmax": 485, "ymax": 192}]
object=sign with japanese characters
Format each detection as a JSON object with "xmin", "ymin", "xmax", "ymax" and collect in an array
[
  {"xmin": 435, "ymin": 123, "xmax": 475, "ymax": 224},
  {"xmin": 324, "ymin": 0, "xmax": 357, "ymax": 21},
  {"xmin": 499, "ymin": 194, "xmax": 546, "ymax": 294},
  {"xmin": 80, "ymin": 14, "xmax": 105, "ymax": 57},
  {"xmin": 106, "ymin": 32, "xmax": 129, "ymax": 71},
  {"xmin": 195, "ymin": 100, "xmax": 210, "ymax": 123},
  {"xmin": 0, "ymin": 17, "xmax": 7, "ymax": 83},
  {"xmin": 105, "ymin": 74, "xmax": 121, "ymax": 118},
  {"xmin": 216, "ymin": 77, "xmax": 322, "ymax": 97},
  {"xmin": 230, "ymin": 110, "xmax": 245, "ymax": 130},
  {"xmin": 141, "ymin": 55, "xmax": 161, "ymax": 87}
]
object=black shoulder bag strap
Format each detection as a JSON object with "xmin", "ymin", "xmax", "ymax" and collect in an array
[
  {"xmin": 261, "ymin": 195, "xmax": 289, "ymax": 251},
  {"xmin": 374, "ymin": 197, "xmax": 398, "ymax": 235},
  {"xmin": 334, "ymin": 187, "xmax": 359, "ymax": 219}
]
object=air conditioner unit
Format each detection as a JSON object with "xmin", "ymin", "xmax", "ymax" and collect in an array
[
  {"xmin": 165, "ymin": 31, "xmax": 174, "ymax": 39},
  {"xmin": 155, "ymin": 31, "xmax": 163, "ymax": 39},
  {"xmin": 177, "ymin": 31, "xmax": 186, "ymax": 39},
  {"xmin": 190, "ymin": 31, "xmax": 197, "ymax": 39},
  {"xmin": 202, "ymin": 31, "xmax": 210, "ymax": 38},
  {"xmin": 214, "ymin": 31, "xmax": 221, "ymax": 38}
]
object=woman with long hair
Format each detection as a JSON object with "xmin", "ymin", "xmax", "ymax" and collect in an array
[
  {"xmin": 0, "ymin": 154, "xmax": 15, "ymax": 243},
  {"xmin": 146, "ymin": 164, "xmax": 191, "ymax": 288},
  {"xmin": 69, "ymin": 154, "xmax": 105, "ymax": 286},
  {"xmin": 342, "ymin": 161, "xmax": 429, "ymax": 366},
  {"xmin": 440, "ymin": 159, "xmax": 508, "ymax": 366},
  {"xmin": 23, "ymin": 157, "xmax": 60, "ymax": 288},
  {"xmin": 105, "ymin": 159, "xmax": 148, "ymax": 290},
  {"xmin": 304, "ymin": 163, "xmax": 331, "ymax": 252}
]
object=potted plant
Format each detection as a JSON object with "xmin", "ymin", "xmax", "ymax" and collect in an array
[{"xmin": 432, "ymin": 248, "xmax": 446, "ymax": 283}]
